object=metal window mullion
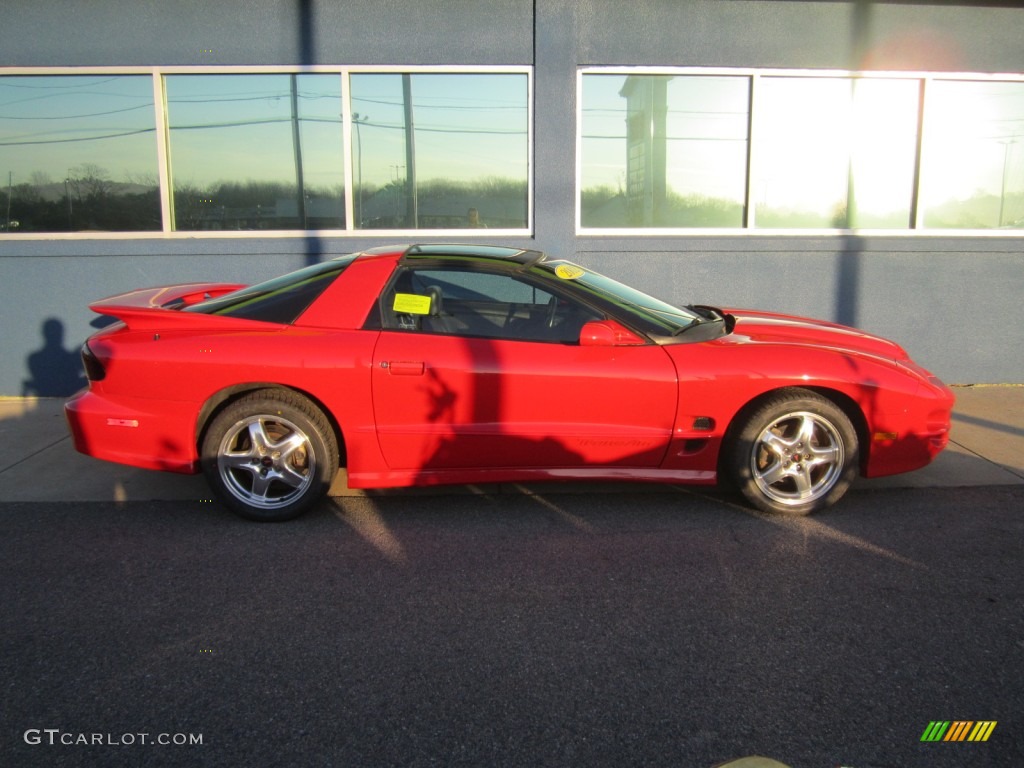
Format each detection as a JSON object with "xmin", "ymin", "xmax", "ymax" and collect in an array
[
  {"xmin": 527, "ymin": 68, "xmax": 535, "ymax": 235},
  {"xmin": 911, "ymin": 77, "xmax": 930, "ymax": 230},
  {"xmin": 341, "ymin": 71, "xmax": 355, "ymax": 232},
  {"xmin": 746, "ymin": 73, "xmax": 759, "ymax": 229},
  {"xmin": 574, "ymin": 69, "xmax": 583, "ymax": 234},
  {"xmin": 152, "ymin": 72, "xmax": 173, "ymax": 234}
]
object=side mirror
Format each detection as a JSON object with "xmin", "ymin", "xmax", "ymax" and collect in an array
[{"xmin": 579, "ymin": 320, "xmax": 645, "ymax": 347}]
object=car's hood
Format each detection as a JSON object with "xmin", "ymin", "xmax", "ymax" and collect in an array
[{"xmin": 725, "ymin": 308, "xmax": 908, "ymax": 360}]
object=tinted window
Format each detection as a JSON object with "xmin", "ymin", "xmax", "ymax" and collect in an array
[
  {"xmin": 0, "ymin": 75, "xmax": 160, "ymax": 233},
  {"xmin": 581, "ymin": 69, "xmax": 1024, "ymax": 232},
  {"xmin": 581, "ymin": 74, "xmax": 749, "ymax": 228},
  {"xmin": 381, "ymin": 267, "xmax": 601, "ymax": 343},
  {"xmin": 350, "ymin": 73, "xmax": 529, "ymax": 230},
  {"xmin": 922, "ymin": 80, "xmax": 1024, "ymax": 229},
  {"xmin": 186, "ymin": 255, "xmax": 356, "ymax": 324},
  {"xmin": 165, "ymin": 74, "xmax": 345, "ymax": 231},
  {"xmin": 755, "ymin": 77, "xmax": 919, "ymax": 229}
]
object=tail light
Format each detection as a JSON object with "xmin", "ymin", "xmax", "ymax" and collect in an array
[{"xmin": 81, "ymin": 342, "xmax": 106, "ymax": 382}]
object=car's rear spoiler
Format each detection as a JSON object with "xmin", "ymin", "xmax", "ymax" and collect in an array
[{"xmin": 89, "ymin": 282, "xmax": 247, "ymax": 329}]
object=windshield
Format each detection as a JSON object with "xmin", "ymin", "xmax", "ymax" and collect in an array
[
  {"xmin": 536, "ymin": 260, "xmax": 701, "ymax": 336},
  {"xmin": 185, "ymin": 254, "xmax": 357, "ymax": 324}
]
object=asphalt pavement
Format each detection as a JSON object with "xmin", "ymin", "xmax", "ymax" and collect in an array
[
  {"xmin": 2, "ymin": 386, "xmax": 1022, "ymax": 767},
  {"xmin": 1, "ymin": 385, "xmax": 1022, "ymax": 503},
  {"xmin": 2, "ymin": 486, "xmax": 1022, "ymax": 767}
]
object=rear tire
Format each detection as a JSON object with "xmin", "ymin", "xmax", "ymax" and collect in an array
[
  {"xmin": 201, "ymin": 391, "xmax": 338, "ymax": 522},
  {"xmin": 726, "ymin": 390, "xmax": 858, "ymax": 516}
]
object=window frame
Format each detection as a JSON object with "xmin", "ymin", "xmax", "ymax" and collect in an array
[
  {"xmin": 0, "ymin": 64, "xmax": 533, "ymax": 240},
  {"xmin": 577, "ymin": 66, "xmax": 1024, "ymax": 237}
]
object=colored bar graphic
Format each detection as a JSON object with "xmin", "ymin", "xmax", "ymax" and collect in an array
[
  {"xmin": 968, "ymin": 722, "xmax": 997, "ymax": 742},
  {"xmin": 921, "ymin": 721, "xmax": 950, "ymax": 742},
  {"xmin": 945, "ymin": 721, "xmax": 972, "ymax": 741},
  {"xmin": 920, "ymin": 720, "xmax": 996, "ymax": 742}
]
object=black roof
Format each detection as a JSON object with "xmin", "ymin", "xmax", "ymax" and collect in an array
[{"xmin": 401, "ymin": 243, "xmax": 546, "ymax": 268}]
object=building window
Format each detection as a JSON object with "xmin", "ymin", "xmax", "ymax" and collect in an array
[
  {"xmin": 581, "ymin": 74, "xmax": 749, "ymax": 228},
  {"xmin": 921, "ymin": 80, "xmax": 1024, "ymax": 229},
  {"xmin": 754, "ymin": 77, "xmax": 919, "ymax": 229},
  {"xmin": 349, "ymin": 73, "xmax": 529, "ymax": 230},
  {"xmin": 0, "ymin": 75, "xmax": 160, "ymax": 233},
  {"xmin": 0, "ymin": 66, "xmax": 531, "ymax": 238},
  {"xmin": 165, "ymin": 73, "xmax": 345, "ymax": 231},
  {"xmin": 579, "ymin": 68, "xmax": 1024, "ymax": 234}
]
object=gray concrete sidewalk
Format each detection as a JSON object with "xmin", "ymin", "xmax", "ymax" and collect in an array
[{"xmin": 1, "ymin": 386, "xmax": 1022, "ymax": 503}]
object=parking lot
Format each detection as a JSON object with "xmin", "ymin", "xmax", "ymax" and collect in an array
[
  {"xmin": 2, "ymin": 385, "xmax": 1022, "ymax": 766},
  {"xmin": 2, "ymin": 484, "xmax": 1022, "ymax": 767}
]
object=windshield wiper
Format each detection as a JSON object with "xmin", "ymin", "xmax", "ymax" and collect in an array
[
  {"xmin": 672, "ymin": 305, "xmax": 728, "ymax": 336},
  {"xmin": 671, "ymin": 317, "xmax": 705, "ymax": 336}
]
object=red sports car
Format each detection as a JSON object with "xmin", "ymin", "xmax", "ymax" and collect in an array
[{"xmin": 65, "ymin": 244, "xmax": 954, "ymax": 521}]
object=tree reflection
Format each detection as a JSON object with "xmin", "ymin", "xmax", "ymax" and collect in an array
[
  {"xmin": 358, "ymin": 178, "xmax": 527, "ymax": 229},
  {"xmin": 3, "ymin": 166, "xmax": 159, "ymax": 233},
  {"xmin": 172, "ymin": 181, "xmax": 343, "ymax": 231}
]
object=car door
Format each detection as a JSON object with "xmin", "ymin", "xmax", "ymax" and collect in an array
[{"xmin": 369, "ymin": 265, "xmax": 679, "ymax": 472}]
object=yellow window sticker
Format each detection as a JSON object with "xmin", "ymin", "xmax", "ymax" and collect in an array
[
  {"xmin": 555, "ymin": 264, "xmax": 585, "ymax": 280},
  {"xmin": 393, "ymin": 293, "xmax": 432, "ymax": 315}
]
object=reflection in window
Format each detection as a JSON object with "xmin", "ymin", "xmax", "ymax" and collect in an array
[
  {"xmin": 165, "ymin": 74, "xmax": 344, "ymax": 231},
  {"xmin": 922, "ymin": 81, "xmax": 1024, "ymax": 229},
  {"xmin": 755, "ymin": 77, "xmax": 919, "ymax": 229},
  {"xmin": 581, "ymin": 74, "xmax": 749, "ymax": 228},
  {"xmin": 349, "ymin": 73, "xmax": 529, "ymax": 230},
  {"xmin": 0, "ymin": 75, "xmax": 160, "ymax": 233}
]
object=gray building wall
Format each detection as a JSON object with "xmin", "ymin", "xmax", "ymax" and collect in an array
[{"xmin": 2, "ymin": 0, "xmax": 1022, "ymax": 396}]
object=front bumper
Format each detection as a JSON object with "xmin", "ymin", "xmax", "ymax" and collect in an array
[{"xmin": 863, "ymin": 379, "xmax": 955, "ymax": 478}]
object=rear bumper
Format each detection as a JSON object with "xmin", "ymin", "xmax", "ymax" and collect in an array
[{"xmin": 65, "ymin": 390, "xmax": 200, "ymax": 474}]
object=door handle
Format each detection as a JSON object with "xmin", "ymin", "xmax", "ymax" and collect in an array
[{"xmin": 383, "ymin": 361, "xmax": 425, "ymax": 376}]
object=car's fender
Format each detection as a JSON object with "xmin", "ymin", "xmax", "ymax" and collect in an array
[{"xmin": 662, "ymin": 340, "xmax": 952, "ymax": 478}]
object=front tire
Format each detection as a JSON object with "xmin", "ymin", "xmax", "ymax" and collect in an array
[
  {"xmin": 201, "ymin": 391, "xmax": 338, "ymax": 522},
  {"xmin": 726, "ymin": 390, "xmax": 858, "ymax": 516}
]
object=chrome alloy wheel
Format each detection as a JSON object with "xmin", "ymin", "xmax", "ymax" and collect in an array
[
  {"xmin": 749, "ymin": 410, "xmax": 845, "ymax": 507},
  {"xmin": 216, "ymin": 415, "xmax": 317, "ymax": 510}
]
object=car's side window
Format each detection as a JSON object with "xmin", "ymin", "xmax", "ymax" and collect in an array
[{"xmin": 381, "ymin": 267, "xmax": 602, "ymax": 343}]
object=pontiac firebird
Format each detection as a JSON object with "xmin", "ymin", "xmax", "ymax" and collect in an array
[{"xmin": 65, "ymin": 244, "xmax": 954, "ymax": 521}]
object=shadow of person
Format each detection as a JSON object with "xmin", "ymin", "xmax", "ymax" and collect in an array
[{"xmin": 22, "ymin": 318, "xmax": 86, "ymax": 397}]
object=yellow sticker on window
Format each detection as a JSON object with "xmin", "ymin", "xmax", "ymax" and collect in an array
[
  {"xmin": 393, "ymin": 293, "xmax": 433, "ymax": 315},
  {"xmin": 555, "ymin": 264, "xmax": 585, "ymax": 280}
]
